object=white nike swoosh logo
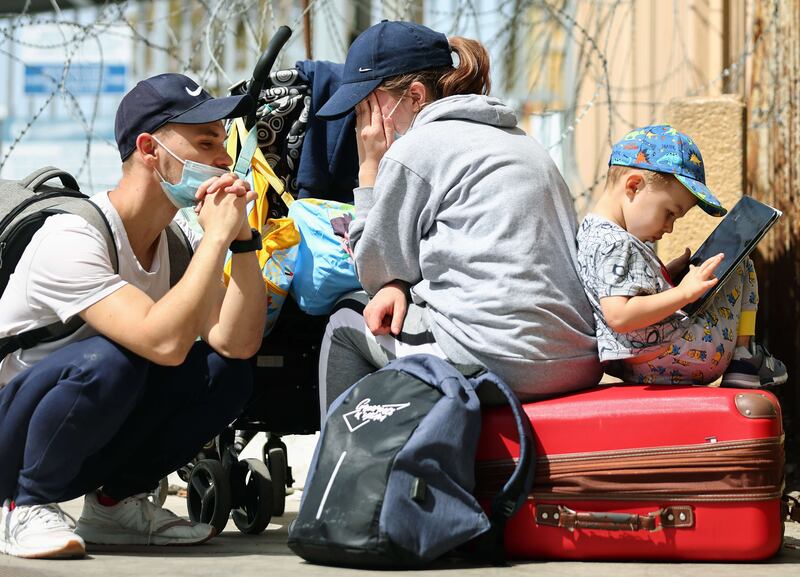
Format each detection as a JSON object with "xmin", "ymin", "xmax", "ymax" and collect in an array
[
  {"xmin": 358, "ymin": 67, "xmax": 372, "ymax": 73},
  {"xmin": 185, "ymin": 86, "xmax": 203, "ymax": 97}
]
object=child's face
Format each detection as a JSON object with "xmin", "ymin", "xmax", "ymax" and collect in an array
[{"xmin": 623, "ymin": 177, "xmax": 698, "ymax": 242}]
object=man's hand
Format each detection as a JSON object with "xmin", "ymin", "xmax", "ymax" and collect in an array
[
  {"xmin": 666, "ymin": 247, "xmax": 691, "ymax": 283},
  {"xmin": 678, "ymin": 253, "xmax": 724, "ymax": 303},
  {"xmin": 364, "ymin": 280, "xmax": 408, "ymax": 336},
  {"xmin": 194, "ymin": 172, "xmax": 254, "ymax": 209},
  {"xmin": 196, "ymin": 172, "xmax": 252, "ymax": 202},
  {"xmin": 197, "ymin": 187, "xmax": 250, "ymax": 246}
]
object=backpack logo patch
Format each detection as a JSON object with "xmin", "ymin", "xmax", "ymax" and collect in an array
[{"xmin": 343, "ymin": 398, "xmax": 410, "ymax": 432}]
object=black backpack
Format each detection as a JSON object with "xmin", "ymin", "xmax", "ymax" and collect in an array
[
  {"xmin": 287, "ymin": 354, "xmax": 535, "ymax": 568},
  {"xmin": 0, "ymin": 167, "xmax": 193, "ymax": 359}
]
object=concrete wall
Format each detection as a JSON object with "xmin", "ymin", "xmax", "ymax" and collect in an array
[
  {"xmin": 566, "ymin": 0, "xmax": 747, "ymax": 213},
  {"xmin": 657, "ymin": 95, "xmax": 746, "ymax": 261}
]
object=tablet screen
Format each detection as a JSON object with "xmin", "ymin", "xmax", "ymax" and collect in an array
[{"xmin": 683, "ymin": 196, "xmax": 780, "ymax": 317}]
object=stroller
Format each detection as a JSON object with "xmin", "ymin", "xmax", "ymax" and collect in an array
[{"xmin": 171, "ymin": 26, "xmax": 359, "ymax": 535}]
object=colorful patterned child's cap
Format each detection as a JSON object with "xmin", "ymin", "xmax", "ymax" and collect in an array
[{"xmin": 608, "ymin": 124, "xmax": 726, "ymax": 216}]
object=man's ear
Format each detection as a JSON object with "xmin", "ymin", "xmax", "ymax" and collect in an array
[
  {"xmin": 408, "ymin": 81, "xmax": 428, "ymax": 112},
  {"xmin": 136, "ymin": 133, "xmax": 158, "ymax": 167},
  {"xmin": 624, "ymin": 173, "xmax": 644, "ymax": 201}
]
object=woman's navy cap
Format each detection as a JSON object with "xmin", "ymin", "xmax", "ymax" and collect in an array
[
  {"xmin": 317, "ymin": 20, "xmax": 453, "ymax": 120},
  {"xmin": 115, "ymin": 73, "xmax": 255, "ymax": 161}
]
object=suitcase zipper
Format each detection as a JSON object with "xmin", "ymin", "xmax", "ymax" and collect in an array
[
  {"xmin": 476, "ymin": 436, "xmax": 785, "ymax": 502},
  {"xmin": 529, "ymin": 436, "xmax": 784, "ymax": 464},
  {"xmin": 528, "ymin": 490, "xmax": 785, "ymax": 503}
]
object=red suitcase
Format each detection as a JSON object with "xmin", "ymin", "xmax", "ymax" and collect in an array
[{"xmin": 475, "ymin": 385, "xmax": 786, "ymax": 561}]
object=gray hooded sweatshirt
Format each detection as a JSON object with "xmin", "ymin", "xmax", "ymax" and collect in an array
[{"xmin": 349, "ymin": 94, "xmax": 601, "ymax": 399}]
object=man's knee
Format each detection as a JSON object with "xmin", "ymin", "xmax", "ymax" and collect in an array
[
  {"xmin": 207, "ymin": 354, "xmax": 253, "ymax": 415},
  {"xmin": 61, "ymin": 336, "xmax": 149, "ymax": 402},
  {"xmin": 71, "ymin": 336, "xmax": 149, "ymax": 383},
  {"xmin": 72, "ymin": 335, "xmax": 141, "ymax": 368}
]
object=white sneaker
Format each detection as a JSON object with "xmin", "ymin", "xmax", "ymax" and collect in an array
[
  {"xmin": 75, "ymin": 491, "xmax": 215, "ymax": 546},
  {"xmin": 0, "ymin": 499, "xmax": 86, "ymax": 559}
]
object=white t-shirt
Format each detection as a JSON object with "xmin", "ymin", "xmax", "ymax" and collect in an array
[{"xmin": 0, "ymin": 191, "xmax": 201, "ymax": 386}]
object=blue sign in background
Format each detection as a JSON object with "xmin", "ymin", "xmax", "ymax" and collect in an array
[{"xmin": 24, "ymin": 63, "xmax": 126, "ymax": 95}]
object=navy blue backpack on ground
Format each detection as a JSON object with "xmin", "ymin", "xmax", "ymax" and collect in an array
[{"xmin": 287, "ymin": 354, "xmax": 535, "ymax": 568}]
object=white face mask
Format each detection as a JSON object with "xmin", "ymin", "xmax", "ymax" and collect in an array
[
  {"xmin": 382, "ymin": 92, "xmax": 410, "ymax": 139},
  {"xmin": 383, "ymin": 94, "xmax": 405, "ymax": 121}
]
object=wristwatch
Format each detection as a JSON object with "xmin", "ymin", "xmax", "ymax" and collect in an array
[{"xmin": 229, "ymin": 228, "xmax": 262, "ymax": 253}]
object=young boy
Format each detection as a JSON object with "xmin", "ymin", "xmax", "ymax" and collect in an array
[{"xmin": 576, "ymin": 124, "xmax": 786, "ymax": 387}]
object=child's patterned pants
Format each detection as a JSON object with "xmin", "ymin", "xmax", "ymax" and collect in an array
[{"xmin": 622, "ymin": 258, "xmax": 758, "ymax": 385}]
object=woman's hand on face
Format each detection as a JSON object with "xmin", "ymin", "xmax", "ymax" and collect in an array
[
  {"xmin": 355, "ymin": 93, "xmax": 394, "ymax": 186},
  {"xmin": 364, "ymin": 280, "xmax": 408, "ymax": 336}
]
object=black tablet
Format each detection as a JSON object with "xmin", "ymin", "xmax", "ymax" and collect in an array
[{"xmin": 682, "ymin": 196, "xmax": 781, "ymax": 317}]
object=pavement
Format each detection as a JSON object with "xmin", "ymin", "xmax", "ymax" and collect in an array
[{"xmin": 1, "ymin": 434, "xmax": 799, "ymax": 577}]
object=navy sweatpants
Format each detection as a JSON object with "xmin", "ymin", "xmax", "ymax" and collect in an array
[{"xmin": 0, "ymin": 336, "xmax": 252, "ymax": 506}]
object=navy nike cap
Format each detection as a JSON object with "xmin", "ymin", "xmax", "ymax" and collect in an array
[
  {"xmin": 115, "ymin": 73, "xmax": 254, "ymax": 161},
  {"xmin": 317, "ymin": 20, "xmax": 453, "ymax": 120}
]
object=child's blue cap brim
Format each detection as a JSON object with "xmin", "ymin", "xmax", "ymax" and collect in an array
[{"xmin": 674, "ymin": 174, "xmax": 727, "ymax": 217}]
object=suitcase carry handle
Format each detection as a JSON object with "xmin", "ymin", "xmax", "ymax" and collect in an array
[{"xmin": 536, "ymin": 504, "xmax": 694, "ymax": 532}]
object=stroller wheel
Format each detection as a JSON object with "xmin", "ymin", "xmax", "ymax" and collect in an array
[
  {"xmin": 231, "ymin": 458, "xmax": 273, "ymax": 534},
  {"xmin": 266, "ymin": 447, "xmax": 287, "ymax": 516},
  {"xmin": 187, "ymin": 459, "xmax": 232, "ymax": 534}
]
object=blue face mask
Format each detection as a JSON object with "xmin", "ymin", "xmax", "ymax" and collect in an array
[{"xmin": 152, "ymin": 136, "xmax": 229, "ymax": 209}]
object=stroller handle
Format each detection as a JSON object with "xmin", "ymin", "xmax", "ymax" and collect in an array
[{"xmin": 246, "ymin": 25, "xmax": 293, "ymax": 129}]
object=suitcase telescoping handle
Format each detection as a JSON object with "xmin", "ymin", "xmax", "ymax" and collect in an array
[{"xmin": 536, "ymin": 504, "xmax": 694, "ymax": 532}]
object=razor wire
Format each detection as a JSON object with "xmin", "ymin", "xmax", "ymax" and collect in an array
[{"xmin": 0, "ymin": 0, "xmax": 789, "ymax": 209}]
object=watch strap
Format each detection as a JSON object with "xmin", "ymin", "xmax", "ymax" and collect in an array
[{"xmin": 229, "ymin": 228, "xmax": 262, "ymax": 253}]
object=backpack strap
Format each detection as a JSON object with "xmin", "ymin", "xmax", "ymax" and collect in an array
[
  {"xmin": 469, "ymin": 371, "xmax": 536, "ymax": 565},
  {"xmin": 0, "ymin": 317, "xmax": 85, "ymax": 360},
  {"xmin": 0, "ymin": 207, "xmax": 194, "ymax": 359},
  {"xmin": 165, "ymin": 221, "xmax": 193, "ymax": 287},
  {"xmin": 0, "ymin": 198, "xmax": 119, "ymax": 360},
  {"xmin": 54, "ymin": 198, "xmax": 119, "ymax": 270}
]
